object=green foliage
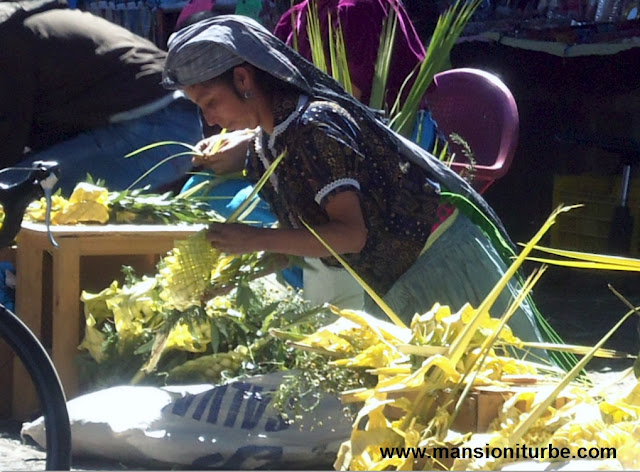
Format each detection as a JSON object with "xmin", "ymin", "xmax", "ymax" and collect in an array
[
  {"xmin": 327, "ymin": 17, "xmax": 353, "ymax": 95},
  {"xmin": 272, "ymin": 352, "xmax": 376, "ymax": 423},
  {"xmin": 449, "ymin": 132, "xmax": 477, "ymax": 184},
  {"xmin": 77, "ymin": 262, "xmax": 365, "ymax": 393},
  {"xmin": 305, "ymin": 1, "xmax": 353, "ymax": 93},
  {"xmin": 108, "ymin": 186, "xmax": 224, "ymax": 225},
  {"xmin": 297, "ymin": 0, "xmax": 481, "ymax": 136},
  {"xmin": 306, "ymin": 0, "xmax": 328, "ymax": 73},
  {"xmin": 124, "ymin": 141, "xmax": 200, "ymax": 190},
  {"xmin": 390, "ymin": 0, "xmax": 482, "ymax": 136},
  {"xmin": 40, "ymin": 175, "xmax": 224, "ymax": 226},
  {"xmin": 369, "ymin": 5, "xmax": 398, "ymax": 112}
]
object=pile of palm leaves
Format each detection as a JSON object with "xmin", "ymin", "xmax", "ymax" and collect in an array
[
  {"xmin": 76, "ymin": 239, "xmax": 376, "ymax": 424},
  {"xmin": 76, "ymin": 259, "xmax": 325, "ymax": 387},
  {"xmin": 288, "ymin": 205, "xmax": 640, "ymax": 470}
]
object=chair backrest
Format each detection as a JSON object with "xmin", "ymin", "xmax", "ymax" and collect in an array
[{"xmin": 424, "ymin": 68, "xmax": 519, "ymax": 194}]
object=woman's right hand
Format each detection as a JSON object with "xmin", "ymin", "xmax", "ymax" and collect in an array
[{"xmin": 192, "ymin": 128, "xmax": 255, "ymax": 174}]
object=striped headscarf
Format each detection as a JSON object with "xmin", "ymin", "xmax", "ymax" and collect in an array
[{"xmin": 163, "ymin": 15, "xmax": 312, "ymax": 93}]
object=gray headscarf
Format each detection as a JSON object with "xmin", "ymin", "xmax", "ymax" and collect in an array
[
  {"xmin": 163, "ymin": 15, "xmax": 312, "ymax": 93},
  {"xmin": 163, "ymin": 15, "xmax": 516, "ymax": 256}
]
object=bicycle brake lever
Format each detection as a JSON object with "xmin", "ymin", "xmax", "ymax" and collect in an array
[
  {"xmin": 35, "ymin": 162, "xmax": 60, "ymax": 249},
  {"xmin": 43, "ymin": 186, "xmax": 58, "ymax": 249}
]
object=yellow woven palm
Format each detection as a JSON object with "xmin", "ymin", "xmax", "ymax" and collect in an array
[{"xmin": 158, "ymin": 230, "xmax": 220, "ymax": 311}]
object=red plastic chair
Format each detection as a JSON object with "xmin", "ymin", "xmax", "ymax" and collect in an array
[{"xmin": 424, "ymin": 68, "xmax": 519, "ymax": 194}]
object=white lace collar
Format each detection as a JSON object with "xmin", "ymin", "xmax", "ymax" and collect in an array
[{"xmin": 254, "ymin": 95, "xmax": 309, "ymax": 192}]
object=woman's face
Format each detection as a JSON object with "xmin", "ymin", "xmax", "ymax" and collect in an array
[{"xmin": 184, "ymin": 79, "xmax": 258, "ymax": 131}]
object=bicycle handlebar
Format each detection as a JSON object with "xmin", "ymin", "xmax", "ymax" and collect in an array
[{"xmin": 0, "ymin": 161, "xmax": 60, "ymax": 249}]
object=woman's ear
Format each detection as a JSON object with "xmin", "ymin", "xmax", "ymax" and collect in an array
[{"xmin": 232, "ymin": 65, "xmax": 257, "ymax": 97}]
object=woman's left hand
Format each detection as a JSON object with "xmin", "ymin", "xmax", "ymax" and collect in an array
[
  {"xmin": 206, "ymin": 222, "xmax": 262, "ymax": 254},
  {"xmin": 205, "ymin": 191, "xmax": 367, "ymax": 258}
]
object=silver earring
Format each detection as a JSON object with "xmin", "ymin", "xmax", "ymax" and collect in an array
[{"xmin": 243, "ymin": 90, "xmax": 253, "ymax": 99}]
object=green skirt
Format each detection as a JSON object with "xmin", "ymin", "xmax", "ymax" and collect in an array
[{"xmin": 364, "ymin": 213, "xmax": 548, "ymax": 360}]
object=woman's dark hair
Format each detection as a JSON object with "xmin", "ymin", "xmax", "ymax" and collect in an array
[
  {"xmin": 252, "ymin": 65, "xmax": 298, "ymax": 95},
  {"xmin": 205, "ymin": 63, "xmax": 298, "ymax": 98},
  {"xmin": 206, "ymin": 68, "xmax": 238, "ymax": 94}
]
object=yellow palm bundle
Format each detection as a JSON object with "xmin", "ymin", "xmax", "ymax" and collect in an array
[
  {"xmin": 25, "ymin": 182, "xmax": 110, "ymax": 224},
  {"xmin": 157, "ymin": 230, "xmax": 220, "ymax": 311},
  {"xmin": 166, "ymin": 345, "xmax": 249, "ymax": 384}
]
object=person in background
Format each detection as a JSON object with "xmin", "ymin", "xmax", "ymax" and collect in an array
[
  {"xmin": 402, "ymin": 0, "xmax": 441, "ymax": 43},
  {"xmin": 273, "ymin": 0, "xmax": 426, "ymax": 113},
  {"xmin": 178, "ymin": 0, "xmax": 286, "ymax": 31},
  {"xmin": 162, "ymin": 15, "xmax": 550, "ymax": 358},
  {"xmin": 0, "ymin": 0, "xmax": 203, "ymax": 195},
  {"xmin": 175, "ymin": 0, "xmax": 216, "ymax": 30},
  {"xmin": 235, "ymin": 0, "xmax": 289, "ymax": 30}
]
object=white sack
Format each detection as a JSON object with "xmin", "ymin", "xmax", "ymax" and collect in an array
[{"xmin": 22, "ymin": 371, "xmax": 353, "ymax": 469}]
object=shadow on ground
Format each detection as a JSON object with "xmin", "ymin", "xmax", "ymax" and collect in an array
[{"xmin": 532, "ymin": 265, "xmax": 639, "ymax": 372}]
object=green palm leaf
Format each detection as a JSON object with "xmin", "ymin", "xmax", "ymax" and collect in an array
[
  {"xmin": 300, "ymin": 219, "xmax": 407, "ymax": 329},
  {"xmin": 226, "ymin": 150, "xmax": 287, "ymax": 223},
  {"xmin": 328, "ymin": 17, "xmax": 353, "ymax": 95},
  {"xmin": 306, "ymin": 0, "xmax": 327, "ymax": 73},
  {"xmin": 390, "ymin": 0, "xmax": 481, "ymax": 136},
  {"xmin": 369, "ymin": 5, "xmax": 398, "ymax": 111}
]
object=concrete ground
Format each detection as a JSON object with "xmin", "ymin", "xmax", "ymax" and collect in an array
[{"xmin": 534, "ymin": 265, "xmax": 639, "ymax": 372}]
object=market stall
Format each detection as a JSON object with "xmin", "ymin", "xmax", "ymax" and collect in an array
[
  {"xmin": 3, "ymin": 3, "xmax": 640, "ymax": 469},
  {"xmin": 450, "ymin": 14, "xmax": 640, "ymax": 250}
]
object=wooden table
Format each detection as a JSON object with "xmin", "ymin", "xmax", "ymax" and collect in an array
[{"xmin": 12, "ymin": 222, "xmax": 205, "ymax": 419}]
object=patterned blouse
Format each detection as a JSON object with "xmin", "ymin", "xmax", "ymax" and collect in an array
[{"xmin": 245, "ymin": 93, "xmax": 441, "ymax": 296}]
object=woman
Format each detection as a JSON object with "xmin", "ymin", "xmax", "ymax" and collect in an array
[{"xmin": 162, "ymin": 15, "xmax": 548, "ymax": 354}]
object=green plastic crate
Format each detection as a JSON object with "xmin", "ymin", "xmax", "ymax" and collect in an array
[{"xmin": 550, "ymin": 174, "xmax": 640, "ymax": 256}]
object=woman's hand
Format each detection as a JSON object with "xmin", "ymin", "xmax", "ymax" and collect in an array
[
  {"xmin": 192, "ymin": 128, "xmax": 256, "ymax": 174},
  {"xmin": 205, "ymin": 191, "xmax": 367, "ymax": 258},
  {"xmin": 206, "ymin": 222, "xmax": 264, "ymax": 254}
]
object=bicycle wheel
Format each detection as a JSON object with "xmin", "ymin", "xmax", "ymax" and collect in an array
[{"xmin": 0, "ymin": 304, "xmax": 72, "ymax": 470}]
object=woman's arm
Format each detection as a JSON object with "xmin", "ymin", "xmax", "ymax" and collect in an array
[{"xmin": 206, "ymin": 190, "xmax": 367, "ymax": 256}]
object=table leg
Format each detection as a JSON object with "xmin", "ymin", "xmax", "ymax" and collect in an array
[
  {"xmin": 51, "ymin": 243, "xmax": 81, "ymax": 401},
  {"xmin": 12, "ymin": 246, "xmax": 44, "ymax": 419}
]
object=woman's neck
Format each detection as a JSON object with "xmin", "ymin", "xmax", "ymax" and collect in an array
[
  {"xmin": 254, "ymin": 94, "xmax": 275, "ymax": 134},
  {"xmin": 258, "ymin": 91, "xmax": 300, "ymax": 135}
]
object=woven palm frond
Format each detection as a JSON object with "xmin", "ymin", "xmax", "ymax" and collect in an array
[{"xmin": 158, "ymin": 230, "xmax": 220, "ymax": 311}]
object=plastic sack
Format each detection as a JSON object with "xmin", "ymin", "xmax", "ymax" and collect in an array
[{"xmin": 22, "ymin": 371, "xmax": 353, "ymax": 469}]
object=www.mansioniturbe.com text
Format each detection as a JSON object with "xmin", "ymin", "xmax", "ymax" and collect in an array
[{"xmin": 380, "ymin": 443, "xmax": 617, "ymax": 461}]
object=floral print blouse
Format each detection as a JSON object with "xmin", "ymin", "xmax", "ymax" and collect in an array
[{"xmin": 245, "ymin": 93, "xmax": 441, "ymax": 296}]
